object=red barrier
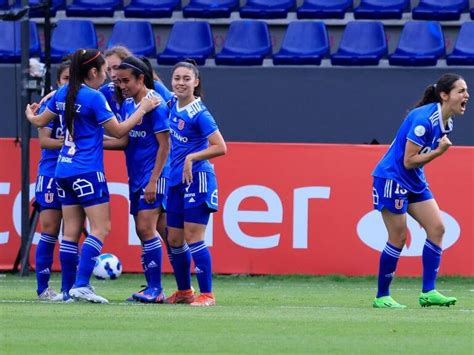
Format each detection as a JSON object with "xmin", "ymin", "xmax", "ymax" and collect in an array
[{"xmin": 0, "ymin": 139, "xmax": 472, "ymax": 275}]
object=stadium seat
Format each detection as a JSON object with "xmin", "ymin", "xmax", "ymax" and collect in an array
[
  {"xmin": 273, "ymin": 21, "xmax": 329, "ymax": 65},
  {"xmin": 388, "ymin": 21, "xmax": 445, "ymax": 66},
  {"xmin": 0, "ymin": 21, "xmax": 41, "ymax": 63},
  {"xmin": 66, "ymin": 0, "xmax": 121, "ymax": 17},
  {"xmin": 354, "ymin": 0, "xmax": 409, "ymax": 19},
  {"xmin": 446, "ymin": 22, "xmax": 474, "ymax": 65},
  {"xmin": 50, "ymin": 20, "xmax": 97, "ymax": 63},
  {"xmin": 124, "ymin": 0, "xmax": 179, "ymax": 18},
  {"xmin": 240, "ymin": 0, "xmax": 296, "ymax": 19},
  {"xmin": 0, "ymin": 0, "xmax": 9, "ymax": 10},
  {"xmin": 331, "ymin": 21, "xmax": 387, "ymax": 66},
  {"xmin": 157, "ymin": 21, "xmax": 214, "ymax": 65},
  {"xmin": 13, "ymin": 0, "xmax": 65, "ymax": 17},
  {"xmin": 108, "ymin": 21, "xmax": 156, "ymax": 57},
  {"xmin": 412, "ymin": 0, "xmax": 469, "ymax": 21},
  {"xmin": 183, "ymin": 0, "xmax": 239, "ymax": 18},
  {"xmin": 297, "ymin": 0, "xmax": 352, "ymax": 19},
  {"xmin": 471, "ymin": 7, "xmax": 474, "ymax": 19},
  {"xmin": 215, "ymin": 20, "xmax": 271, "ymax": 65}
]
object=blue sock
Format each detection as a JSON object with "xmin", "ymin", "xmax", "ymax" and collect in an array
[
  {"xmin": 143, "ymin": 237, "xmax": 163, "ymax": 289},
  {"xmin": 170, "ymin": 244, "xmax": 191, "ymax": 291},
  {"xmin": 376, "ymin": 242, "xmax": 402, "ymax": 298},
  {"xmin": 163, "ymin": 229, "xmax": 173, "ymax": 265},
  {"xmin": 35, "ymin": 233, "xmax": 58, "ymax": 295},
  {"xmin": 422, "ymin": 239, "xmax": 442, "ymax": 293},
  {"xmin": 74, "ymin": 235, "xmax": 103, "ymax": 288},
  {"xmin": 140, "ymin": 252, "xmax": 149, "ymax": 284},
  {"xmin": 189, "ymin": 241, "xmax": 213, "ymax": 293},
  {"xmin": 59, "ymin": 240, "xmax": 79, "ymax": 292}
]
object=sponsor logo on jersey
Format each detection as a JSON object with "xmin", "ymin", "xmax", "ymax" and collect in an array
[{"xmin": 170, "ymin": 128, "xmax": 188, "ymax": 143}]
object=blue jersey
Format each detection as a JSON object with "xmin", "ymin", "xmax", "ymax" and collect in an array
[
  {"xmin": 168, "ymin": 96, "xmax": 219, "ymax": 186},
  {"xmin": 121, "ymin": 90, "xmax": 170, "ymax": 192},
  {"xmin": 47, "ymin": 84, "xmax": 115, "ymax": 178},
  {"xmin": 372, "ymin": 103, "xmax": 454, "ymax": 193},
  {"xmin": 37, "ymin": 100, "xmax": 63, "ymax": 177},
  {"xmin": 100, "ymin": 79, "xmax": 172, "ymax": 121}
]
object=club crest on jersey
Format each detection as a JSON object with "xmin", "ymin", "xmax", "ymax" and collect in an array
[
  {"xmin": 178, "ymin": 119, "xmax": 185, "ymax": 130},
  {"xmin": 395, "ymin": 199, "xmax": 404, "ymax": 210},
  {"xmin": 44, "ymin": 192, "xmax": 54, "ymax": 203}
]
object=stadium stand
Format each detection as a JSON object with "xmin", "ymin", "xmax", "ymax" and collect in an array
[
  {"xmin": 273, "ymin": 21, "xmax": 329, "ymax": 65},
  {"xmin": 157, "ymin": 21, "xmax": 214, "ymax": 65},
  {"xmin": 389, "ymin": 21, "xmax": 445, "ymax": 66},
  {"xmin": 331, "ymin": 21, "xmax": 387, "ymax": 66},
  {"xmin": 66, "ymin": 0, "xmax": 121, "ymax": 18},
  {"xmin": 0, "ymin": 21, "xmax": 41, "ymax": 63},
  {"xmin": 183, "ymin": 0, "xmax": 239, "ymax": 18},
  {"xmin": 124, "ymin": 0, "xmax": 179, "ymax": 18},
  {"xmin": 412, "ymin": 0, "xmax": 469, "ymax": 21},
  {"xmin": 50, "ymin": 19, "xmax": 97, "ymax": 63},
  {"xmin": 214, "ymin": 20, "xmax": 271, "ymax": 65},
  {"xmin": 108, "ymin": 21, "xmax": 156, "ymax": 57},
  {"xmin": 239, "ymin": 0, "xmax": 296, "ymax": 19},
  {"xmin": 13, "ymin": 0, "xmax": 65, "ymax": 17},
  {"xmin": 297, "ymin": 0, "xmax": 352, "ymax": 19},
  {"xmin": 354, "ymin": 0, "xmax": 410, "ymax": 20},
  {"xmin": 471, "ymin": 6, "xmax": 474, "ymax": 19},
  {"xmin": 446, "ymin": 21, "xmax": 474, "ymax": 65},
  {"xmin": 0, "ymin": 0, "xmax": 9, "ymax": 10}
]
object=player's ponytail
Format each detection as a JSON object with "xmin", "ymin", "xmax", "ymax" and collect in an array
[
  {"xmin": 415, "ymin": 73, "xmax": 463, "ymax": 108},
  {"xmin": 172, "ymin": 59, "xmax": 203, "ymax": 98},
  {"xmin": 66, "ymin": 49, "xmax": 105, "ymax": 137}
]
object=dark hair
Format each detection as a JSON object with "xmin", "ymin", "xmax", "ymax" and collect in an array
[
  {"xmin": 415, "ymin": 73, "xmax": 464, "ymax": 108},
  {"xmin": 118, "ymin": 56, "xmax": 154, "ymax": 90},
  {"xmin": 65, "ymin": 49, "xmax": 105, "ymax": 137},
  {"xmin": 140, "ymin": 56, "xmax": 163, "ymax": 83},
  {"xmin": 172, "ymin": 59, "xmax": 203, "ymax": 98},
  {"xmin": 56, "ymin": 55, "xmax": 72, "ymax": 84}
]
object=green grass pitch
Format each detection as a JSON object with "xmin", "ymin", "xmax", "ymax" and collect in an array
[{"xmin": 1, "ymin": 274, "xmax": 473, "ymax": 354}]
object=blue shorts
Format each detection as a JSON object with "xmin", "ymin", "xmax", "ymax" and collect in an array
[
  {"xmin": 167, "ymin": 171, "xmax": 218, "ymax": 228},
  {"xmin": 35, "ymin": 175, "xmax": 61, "ymax": 211},
  {"xmin": 55, "ymin": 171, "xmax": 110, "ymax": 208},
  {"xmin": 372, "ymin": 177, "xmax": 433, "ymax": 214},
  {"xmin": 129, "ymin": 177, "xmax": 168, "ymax": 216}
]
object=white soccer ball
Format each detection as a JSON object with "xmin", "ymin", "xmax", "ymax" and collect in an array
[{"xmin": 93, "ymin": 253, "xmax": 122, "ymax": 280}]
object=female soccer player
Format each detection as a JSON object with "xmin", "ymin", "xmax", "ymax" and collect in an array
[
  {"xmin": 165, "ymin": 60, "xmax": 227, "ymax": 307},
  {"xmin": 108, "ymin": 56, "xmax": 170, "ymax": 303},
  {"xmin": 371, "ymin": 73, "xmax": 469, "ymax": 308},
  {"xmin": 26, "ymin": 48, "xmax": 160, "ymax": 304},
  {"xmin": 35, "ymin": 59, "xmax": 70, "ymax": 300}
]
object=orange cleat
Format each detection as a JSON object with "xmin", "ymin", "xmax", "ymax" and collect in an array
[
  {"xmin": 165, "ymin": 288, "xmax": 195, "ymax": 304},
  {"xmin": 190, "ymin": 293, "xmax": 216, "ymax": 307}
]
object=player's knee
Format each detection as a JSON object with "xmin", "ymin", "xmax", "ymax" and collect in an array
[
  {"xmin": 91, "ymin": 222, "xmax": 111, "ymax": 240},
  {"xmin": 135, "ymin": 224, "xmax": 155, "ymax": 240},
  {"xmin": 41, "ymin": 220, "xmax": 61, "ymax": 235},
  {"xmin": 428, "ymin": 222, "xmax": 445, "ymax": 240}
]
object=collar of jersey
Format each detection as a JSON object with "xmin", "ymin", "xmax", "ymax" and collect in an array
[
  {"xmin": 436, "ymin": 103, "xmax": 453, "ymax": 133},
  {"xmin": 176, "ymin": 97, "xmax": 201, "ymax": 113}
]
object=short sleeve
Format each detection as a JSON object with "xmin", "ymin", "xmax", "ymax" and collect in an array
[
  {"xmin": 406, "ymin": 118, "xmax": 431, "ymax": 147},
  {"xmin": 91, "ymin": 90, "xmax": 115, "ymax": 125},
  {"xmin": 196, "ymin": 110, "xmax": 218, "ymax": 138},
  {"xmin": 152, "ymin": 103, "xmax": 170, "ymax": 134},
  {"xmin": 46, "ymin": 91, "xmax": 59, "ymax": 115}
]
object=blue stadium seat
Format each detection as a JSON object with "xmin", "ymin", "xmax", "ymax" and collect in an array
[
  {"xmin": 447, "ymin": 22, "xmax": 474, "ymax": 65},
  {"xmin": 124, "ymin": 0, "xmax": 179, "ymax": 18},
  {"xmin": 13, "ymin": 0, "xmax": 65, "ymax": 17},
  {"xmin": 240, "ymin": 0, "xmax": 296, "ymax": 19},
  {"xmin": 157, "ymin": 21, "xmax": 214, "ymax": 65},
  {"xmin": 354, "ymin": 0, "xmax": 409, "ymax": 19},
  {"xmin": 412, "ymin": 0, "xmax": 468, "ymax": 21},
  {"xmin": 273, "ymin": 21, "xmax": 329, "ymax": 65},
  {"xmin": 0, "ymin": 21, "xmax": 41, "ymax": 63},
  {"xmin": 389, "ymin": 21, "xmax": 445, "ymax": 66},
  {"xmin": 66, "ymin": 0, "xmax": 121, "ymax": 17},
  {"xmin": 297, "ymin": 0, "xmax": 352, "ymax": 19},
  {"xmin": 108, "ymin": 21, "xmax": 156, "ymax": 57},
  {"xmin": 0, "ymin": 0, "xmax": 9, "ymax": 10},
  {"xmin": 50, "ymin": 20, "xmax": 97, "ymax": 63},
  {"xmin": 331, "ymin": 21, "xmax": 387, "ymax": 66},
  {"xmin": 471, "ymin": 6, "xmax": 473, "ymax": 19},
  {"xmin": 183, "ymin": 0, "xmax": 239, "ymax": 18},
  {"xmin": 215, "ymin": 20, "xmax": 271, "ymax": 65}
]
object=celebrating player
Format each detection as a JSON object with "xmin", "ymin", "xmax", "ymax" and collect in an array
[
  {"xmin": 371, "ymin": 73, "xmax": 469, "ymax": 308},
  {"xmin": 165, "ymin": 60, "xmax": 227, "ymax": 307},
  {"xmin": 26, "ymin": 48, "xmax": 160, "ymax": 303}
]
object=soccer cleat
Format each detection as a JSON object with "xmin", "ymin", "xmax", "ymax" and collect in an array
[
  {"xmin": 165, "ymin": 288, "xmax": 195, "ymax": 304},
  {"xmin": 190, "ymin": 293, "xmax": 216, "ymax": 307},
  {"xmin": 126, "ymin": 285, "xmax": 147, "ymax": 302},
  {"xmin": 69, "ymin": 285, "xmax": 109, "ymax": 304},
  {"xmin": 38, "ymin": 287, "xmax": 58, "ymax": 301},
  {"xmin": 419, "ymin": 290, "xmax": 457, "ymax": 307},
  {"xmin": 132, "ymin": 287, "xmax": 166, "ymax": 304},
  {"xmin": 372, "ymin": 296, "xmax": 406, "ymax": 309},
  {"xmin": 51, "ymin": 291, "xmax": 74, "ymax": 303}
]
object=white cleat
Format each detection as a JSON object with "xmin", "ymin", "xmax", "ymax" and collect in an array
[
  {"xmin": 69, "ymin": 286, "xmax": 109, "ymax": 304},
  {"xmin": 38, "ymin": 287, "xmax": 58, "ymax": 301},
  {"xmin": 51, "ymin": 291, "xmax": 75, "ymax": 303}
]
